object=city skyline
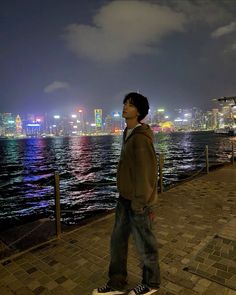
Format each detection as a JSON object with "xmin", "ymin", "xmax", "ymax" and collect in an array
[
  {"xmin": 1, "ymin": 99, "xmax": 234, "ymax": 134},
  {"xmin": 1, "ymin": 0, "xmax": 236, "ymax": 115},
  {"xmin": 0, "ymin": 103, "xmax": 223, "ymax": 122}
]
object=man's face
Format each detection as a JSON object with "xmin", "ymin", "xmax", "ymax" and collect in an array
[{"xmin": 122, "ymin": 98, "xmax": 139, "ymax": 120}]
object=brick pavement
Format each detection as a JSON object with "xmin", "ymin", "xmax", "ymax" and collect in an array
[
  {"xmin": 0, "ymin": 164, "xmax": 236, "ymax": 295},
  {"xmin": 186, "ymin": 235, "xmax": 236, "ymax": 290}
]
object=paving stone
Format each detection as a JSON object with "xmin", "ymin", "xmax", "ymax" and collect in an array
[
  {"xmin": 33, "ymin": 286, "xmax": 47, "ymax": 295},
  {"xmin": 179, "ymin": 289, "xmax": 198, "ymax": 295},
  {"xmin": 229, "ymin": 266, "xmax": 236, "ymax": 273},
  {"xmin": 227, "ymin": 275, "xmax": 236, "ymax": 290},
  {"xmin": 193, "ymin": 283, "xmax": 208, "ymax": 293},
  {"xmin": 44, "ymin": 281, "xmax": 58, "ymax": 291},
  {"xmin": 213, "ymin": 262, "xmax": 228, "ymax": 271},
  {"xmin": 1, "ymin": 165, "xmax": 236, "ymax": 294},
  {"xmin": 54, "ymin": 275, "xmax": 68, "ymax": 284},
  {"xmin": 202, "ymin": 283, "xmax": 229, "ymax": 295},
  {"xmin": 216, "ymin": 269, "xmax": 234, "ymax": 280},
  {"xmin": 61, "ymin": 279, "xmax": 77, "ymax": 291},
  {"xmin": 15, "ymin": 286, "xmax": 34, "ymax": 294},
  {"xmin": 0, "ymin": 287, "xmax": 14, "ymax": 295},
  {"xmin": 186, "ymin": 233, "xmax": 236, "ymax": 290},
  {"xmin": 198, "ymin": 278, "xmax": 212, "ymax": 287},
  {"xmin": 50, "ymin": 285, "xmax": 68, "ymax": 294},
  {"xmin": 165, "ymin": 282, "xmax": 183, "ymax": 292},
  {"xmin": 181, "ymin": 258, "xmax": 190, "ymax": 265},
  {"xmin": 211, "ymin": 274, "xmax": 226, "ymax": 284}
]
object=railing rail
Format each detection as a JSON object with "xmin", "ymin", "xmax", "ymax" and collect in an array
[
  {"xmin": 1, "ymin": 140, "xmax": 235, "ymax": 261},
  {"xmin": 158, "ymin": 154, "xmax": 164, "ymax": 193},
  {"xmin": 54, "ymin": 171, "xmax": 61, "ymax": 238},
  {"xmin": 163, "ymin": 142, "xmax": 234, "ymax": 183},
  {"xmin": 53, "ymin": 142, "xmax": 235, "ymax": 237},
  {"xmin": 232, "ymin": 141, "xmax": 235, "ymax": 164}
]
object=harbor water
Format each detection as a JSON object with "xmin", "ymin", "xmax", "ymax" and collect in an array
[{"xmin": 0, "ymin": 131, "xmax": 233, "ymax": 230}]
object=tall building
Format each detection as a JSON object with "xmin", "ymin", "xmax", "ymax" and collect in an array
[
  {"xmin": 111, "ymin": 112, "xmax": 124, "ymax": 134},
  {"xmin": 104, "ymin": 115, "xmax": 112, "ymax": 133},
  {"xmin": 24, "ymin": 114, "xmax": 45, "ymax": 136},
  {"xmin": 221, "ymin": 106, "xmax": 234, "ymax": 127},
  {"xmin": 74, "ymin": 107, "xmax": 86, "ymax": 134},
  {"xmin": 192, "ymin": 107, "xmax": 205, "ymax": 130},
  {"xmin": 211, "ymin": 109, "xmax": 219, "ymax": 129},
  {"xmin": 1, "ymin": 113, "xmax": 15, "ymax": 135},
  {"xmin": 15, "ymin": 115, "xmax": 23, "ymax": 134},
  {"xmin": 153, "ymin": 108, "xmax": 166, "ymax": 124},
  {"xmin": 204, "ymin": 111, "xmax": 214, "ymax": 130},
  {"xmin": 0, "ymin": 114, "xmax": 3, "ymax": 136},
  {"xmin": 50, "ymin": 115, "xmax": 69, "ymax": 136},
  {"xmin": 173, "ymin": 108, "xmax": 192, "ymax": 130},
  {"xmin": 215, "ymin": 97, "xmax": 236, "ymax": 128},
  {"xmin": 94, "ymin": 109, "xmax": 103, "ymax": 132}
]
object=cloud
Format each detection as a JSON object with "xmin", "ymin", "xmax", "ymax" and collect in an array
[
  {"xmin": 223, "ymin": 43, "xmax": 236, "ymax": 54},
  {"xmin": 172, "ymin": 0, "xmax": 233, "ymax": 25},
  {"xmin": 211, "ymin": 22, "xmax": 236, "ymax": 38},
  {"xmin": 63, "ymin": 0, "xmax": 186, "ymax": 63},
  {"xmin": 44, "ymin": 81, "xmax": 69, "ymax": 93},
  {"xmin": 211, "ymin": 22, "xmax": 236, "ymax": 55},
  {"xmin": 232, "ymin": 43, "xmax": 236, "ymax": 50}
]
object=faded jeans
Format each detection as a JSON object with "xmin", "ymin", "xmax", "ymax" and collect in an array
[{"xmin": 108, "ymin": 196, "xmax": 160, "ymax": 290}]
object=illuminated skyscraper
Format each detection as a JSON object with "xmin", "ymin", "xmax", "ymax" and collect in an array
[
  {"xmin": 75, "ymin": 107, "xmax": 86, "ymax": 133},
  {"xmin": 2, "ymin": 113, "xmax": 15, "ymax": 135},
  {"xmin": 214, "ymin": 97, "xmax": 236, "ymax": 129},
  {"xmin": 153, "ymin": 108, "xmax": 166, "ymax": 123},
  {"xmin": 211, "ymin": 109, "xmax": 219, "ymax": 129},
  {"xmin": 221, "ymin": 105, "xmax": 234, "ymax": 127},
  {"xmin": 25, "ymin": 114, "xmax": 45, "ymax": 136},
  {"xmin": 111, "ymin": 112, "xmax": 124, "ymax": 133},
  {"xmin": 94, "ymin": 109, "xmax": 102, "ymax": 132},
  {"xmin": 0, "ymin": 114, "xmax": 3, "ymax": 135},
  {"xmin": 15, "ymin": 115, "xmax": 23, "ymax": 134},
  {"xmin": 192, "ymin": 107, "xmax": 204, "ymax": 130},
  {"xmin": 104, "ymin": 115, "xmax": 112, "ymax": 133}
]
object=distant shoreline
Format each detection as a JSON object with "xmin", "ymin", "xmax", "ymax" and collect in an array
[{"xmin": 0, "ymin": 129, "xmax": 216, "ymax": 140}]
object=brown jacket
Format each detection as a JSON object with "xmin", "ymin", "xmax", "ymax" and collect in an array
[{"xmin": 117, "ymin": 124, "xmax": 158, "ymax": 212}]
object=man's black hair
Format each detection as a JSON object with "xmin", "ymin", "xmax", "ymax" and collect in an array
[{"xmin": 123, "ymin": 92, "xmax": 149, "ymax": 122}]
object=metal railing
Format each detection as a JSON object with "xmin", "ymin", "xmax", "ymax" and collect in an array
[
  {"xmin": 0, "ymin": 141, "xmax": 235, "ymax": 261},
  {"xmin": 53, "ymin": 141, "xmax": 235, "ymax": 237},
  {"xmin": 158, "ymin": 141, "xmax": 235, "ymax": 188}
]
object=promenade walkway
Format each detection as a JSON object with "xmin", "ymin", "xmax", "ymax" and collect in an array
[{"xmin": 0, "ymin": 164, "xmax": 235, "ymax": 295}]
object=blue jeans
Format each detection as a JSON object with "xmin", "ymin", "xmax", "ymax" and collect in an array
[{"xmin": 108, "ymin": 196, "xmax": 160, "ymax": 290}]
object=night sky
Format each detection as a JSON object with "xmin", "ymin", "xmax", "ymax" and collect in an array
[{"xmin": 1, "ymin": 0, "xmax": 236, "ymax": 117}]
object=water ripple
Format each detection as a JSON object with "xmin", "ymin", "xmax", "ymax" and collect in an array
[{"xmin": 0, "ymin": 132, "xmax": 233, "ymax": 230}]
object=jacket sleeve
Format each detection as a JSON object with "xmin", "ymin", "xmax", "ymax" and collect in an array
[{"xmin": 131, "ymin": 134, "xmax": 158, "ymax": 213}]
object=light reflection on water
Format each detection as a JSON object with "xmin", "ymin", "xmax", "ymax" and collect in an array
[{"xmin": 0, "ymin": 132, "xmax": 233, "ymax": 229}]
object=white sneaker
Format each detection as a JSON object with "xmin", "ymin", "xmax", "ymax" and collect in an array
[
  {"xmin": 128, "ymin": 284, "xmax": 159, "ymax": 295},
  {"xmin": 92, "ymin": 284, "xmax": 125, "ymax": 295}
]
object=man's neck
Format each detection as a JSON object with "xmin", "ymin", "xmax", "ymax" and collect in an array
[{"xmin": 125, "ymin": 118, "xmax": 140, "ymax": 129}]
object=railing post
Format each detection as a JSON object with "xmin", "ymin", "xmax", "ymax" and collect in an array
[
  {"xmin": 205, "ymin": 145, "xmax": 209, "ymax": 174},
  {"xmin": 232, "ymin": 141, "xmax": 235, "ymax": 165},
  {"xmin": 54, "ymin": 171, "xmax": 61, "ymax": 238},
  {"xmin": 159, "ymin": 154, "xmax": 164, "ymax": 193}
]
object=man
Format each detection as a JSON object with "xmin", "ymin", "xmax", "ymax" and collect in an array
[{"xmin": 93, "ymin": 92, "xmax": 160, "ymax": 295}]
